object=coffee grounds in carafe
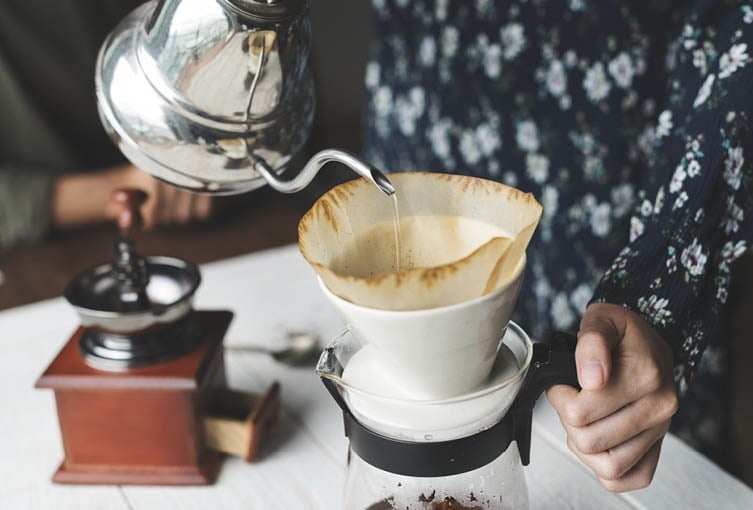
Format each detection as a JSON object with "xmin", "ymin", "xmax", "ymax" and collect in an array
[
  {"xmin": 365, "ymin": 500, "xmax": 394, "ymax": 510},
  {"xmin": 365, "ymin": 494, "xmax": 483, "ymax": 510},
  {"xmin": 429, "ymin": 497, "xmax": 483, "ymax": 510}
]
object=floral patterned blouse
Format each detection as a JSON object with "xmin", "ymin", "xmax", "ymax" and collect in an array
[{"xmin": 362, "ymin": 0, "xmax": 753, "ymax": 458}]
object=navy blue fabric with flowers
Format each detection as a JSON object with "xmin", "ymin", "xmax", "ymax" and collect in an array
[{"xmin": 362, "ymin": 0, "xmax": 753, "ymax": 457}]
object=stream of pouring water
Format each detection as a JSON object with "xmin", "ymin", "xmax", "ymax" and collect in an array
[{"xmin": 391, "ymin": 194, "xmax": 401, "ymax": 272}]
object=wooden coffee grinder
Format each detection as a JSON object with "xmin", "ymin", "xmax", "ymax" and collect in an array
[{"xmin": 36, "ymin": 189, "xmax": 280, "ymax": 485}]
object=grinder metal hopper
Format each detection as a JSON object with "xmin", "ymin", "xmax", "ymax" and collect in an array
[{"xmin": 63, "ymin": 189, "xmax": 201, "ymax": 369}]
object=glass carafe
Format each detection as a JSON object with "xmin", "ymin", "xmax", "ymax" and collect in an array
[
  {"xmin": 346, "ymin": 445, "xmax": 528, "ymax": 510},
  {"xmin": 317, "ymin": 323, "xmax": 579, "ymax": 510}
]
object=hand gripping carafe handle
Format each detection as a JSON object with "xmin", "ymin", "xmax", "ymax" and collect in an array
[{"xmin": 511, "ymin": 331, "xmax": 581, "ymax": 465}]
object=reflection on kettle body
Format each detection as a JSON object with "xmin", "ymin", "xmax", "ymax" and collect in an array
[{"xmin": 97, "ymin": 0, "xmax": 317, "ymax": 194}]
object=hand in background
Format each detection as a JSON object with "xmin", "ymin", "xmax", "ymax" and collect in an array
[
  {"xmin": 546, "ymin": 303, "xmax": 679, "ymax": 492},
  {"xmin": 53, "ymin": 164, "xmax": 213, "ymax": 229},
  {"xmin": 111, "ymin": 164, "xmax": 213, "ymax": 228}
]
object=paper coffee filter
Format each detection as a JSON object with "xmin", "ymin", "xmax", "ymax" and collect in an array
[{"xmin": 298, "ymin": 172, "xmax": 542, "ymax": 310}]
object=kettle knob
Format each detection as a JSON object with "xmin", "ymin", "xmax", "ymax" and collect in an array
[{"xmin": 112, "ymin": 188, "xmax": 148, "ymax": 233}]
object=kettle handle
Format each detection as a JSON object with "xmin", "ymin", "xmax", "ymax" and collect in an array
[{"xmin": 511, "ymin": 331, "xmax": 580, "ymax": 466}]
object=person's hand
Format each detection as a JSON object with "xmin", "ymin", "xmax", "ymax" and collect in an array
[
  {"xmin": 53, "ymin": 164, "xmax": 213, "ymax": 229},
  {"xmin": 546, "ymin": 303, "xmax": 678, "ymax": 492},
  {"xmin": 112, "ymin": 164, "xmax": 213, "ymax": 228}
]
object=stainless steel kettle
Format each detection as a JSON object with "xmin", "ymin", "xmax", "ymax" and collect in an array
[{"xmin": 96, "ymin": 0, "xmax": 393, "ymax": 196}]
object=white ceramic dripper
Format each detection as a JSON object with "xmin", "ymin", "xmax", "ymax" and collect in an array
[
  {"xmin": 317, "ymin": 263, "xmax": 525, "ymax": 399},
  {"xmin": 299, "ymin": 172, "xmax": 542, "ymax": 399}
]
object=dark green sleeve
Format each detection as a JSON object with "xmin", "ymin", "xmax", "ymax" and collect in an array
[{"xmin": 0, "ymin": 167, "xmax": 54, "ymax": 250}]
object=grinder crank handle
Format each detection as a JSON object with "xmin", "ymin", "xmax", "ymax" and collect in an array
[
  {"xmin": 110, "ymin": 188, "xmax": 150, "ymax": 308},
  {"xmin": 112, "ymin": 188, "xmax": 148, "ymax": 236},
  {"xmin": 511, "ymin": 331, "xmax": 580, "ymax": 466}
]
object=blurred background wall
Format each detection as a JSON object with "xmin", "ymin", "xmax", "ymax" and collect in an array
[{"xmin": 296, "ymin": 0, "xmax": 373, "ymax": 201}]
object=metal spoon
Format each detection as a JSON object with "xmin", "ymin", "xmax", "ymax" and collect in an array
[{"xmin": 224, "ymin": 331, "xmax": 320, "ymax": 366}]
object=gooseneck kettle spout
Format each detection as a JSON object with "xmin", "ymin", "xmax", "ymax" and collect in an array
[{"xmin": 249, "ymin": 149, "xmax": 395, "ymax": 196}]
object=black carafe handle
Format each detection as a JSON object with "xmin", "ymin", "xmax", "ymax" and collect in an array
[{"xmin": 512, "ymin": 331, "xmax": 581, "ymax": 465}]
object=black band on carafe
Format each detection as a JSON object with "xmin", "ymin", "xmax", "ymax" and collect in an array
[{"xmin": 321, "ymin": 331, "xmax": 580, "ymax": 477}]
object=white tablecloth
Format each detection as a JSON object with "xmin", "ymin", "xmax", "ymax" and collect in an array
[{"xmin": 1, "ymin": 245, "xmax": 751, "ymax": 509}]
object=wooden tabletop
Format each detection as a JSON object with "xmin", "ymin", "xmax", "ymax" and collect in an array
[
  {"xmin": 0, "ymin": 187, "xmax": 309, "ymax": 311},
  {"xmin": 2, "ymin": 245, "xmax": 752, "ymax": 509}
]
